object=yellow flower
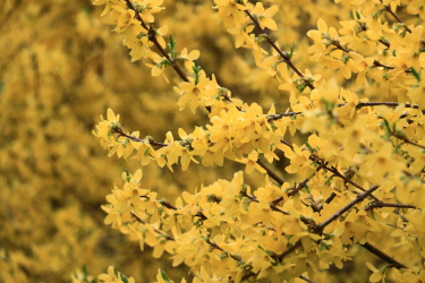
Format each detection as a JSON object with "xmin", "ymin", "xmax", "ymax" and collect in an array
[
  {"xmin": 250, "ymin": 3, "xmax": 279, "ymax": 31},
  {"xmin": 174, "ymin": 71, "xmax": 215, "ymax": 112},
  {"xmin": 176, "ymin": 48, "xmax": 201, "ymax": 70},
  {"xmin": 307, "ymin": 18, "xmax": 342, "ymax": 61},
  {"xmin": 98, "ymin": 266, "xmax": 136, "ymax": 283}
]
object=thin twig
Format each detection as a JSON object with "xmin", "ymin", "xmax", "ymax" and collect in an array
[
  {"xmin": 378, "ymin": 39, "xmax": 390, "ymax": 48},
  {"xmin": 267, "ymin": 111, "xmax": 302, "ymax": 122},
  {"xmin": 113, "ymin": 127, "xmax": 168, "ymax": 147},
  {"xmin": 299, "ymin": 275, "xmax": 316, "ymax": 283},
  {"xmin": 391, "ymin": 131, "xmax": 425, "ymax": 150},
  {"xmin": 287, "ymin": 176, "xmax": 312, "ymax": 197},
  {"xmin": 244, "ymin": 10, "xmax": 315, "ymax": 90},
  {"xmin": 268, "ymin": 101, "xmax": 423, "ymax": 122},
  {"xmin": 382, "ymin": 4, "xmax": 412, "ymax": 34},
  {"xmin": 206, "ymin": 239, "xmax": 239, "ymax": 261},
  {"xmin": 365, "ymin": 201, "xmax": 417, "ymax": 211},
  {"xmin": 124, "ymin": 0, "xmax": 189, "ymax": 82},
  {"xmin": 240, "ymin": 187, "xmax": 290, "ymax": 215},
  {"xmin": 130, "ymin": 211, "xmax": 174, "ymax": 241},
  {"xmin": 324, "ymin": 35, "xmax": 350, "ymax": 53}
]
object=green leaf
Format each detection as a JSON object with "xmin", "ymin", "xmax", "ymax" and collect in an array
[
  {"xmin": 409, "ymin": 67, "xmax": 421, "ymax": 82},
  {"xmin": 355, "ymin": 10, "xmax": 361, "ymax": 19},
  {"xmin": 168, "ymin": 34, "xmax": 177, "ymax": 58},
  {"xmin": 125, "ymin": 169, "xmax": 131, "ymax": 182},
  {"xmin": 192, "ymin": 60, "xmax": 202, "ymax": 85},
  {"xmin": 120, "ymin": 273, "xmax": 129, "ymax": 283},
  {"xmin": 288, "ymin": 43, "xmax": 295, "ymax": 59},
  {"xmin": 160, "ymin": 269, "xmax": 170, "ymax": 282}
]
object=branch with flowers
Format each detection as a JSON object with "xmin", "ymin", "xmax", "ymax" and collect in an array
[{"xmin": 92, "ymin": 0, "xmax": 425, "ymax": 282}]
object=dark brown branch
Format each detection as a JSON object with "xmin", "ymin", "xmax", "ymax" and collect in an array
[
  {"xmin": 267, "ymin": 111, "xmax": 302, "ymax": 122},
  {"xmin": 124, "ymin": 0, "xmax": 190, "ymax": 82},
  {"xmin": 372, "ymin": 60, "xmax": 395, "ymax": 70},
  {"xmin": 244, "ymin": 10, "xmax": 315, "ymax": 90},
  {"xmin": 365, "ymin": 200, "xmax": 417, "ymax": 211},
  {"xmin": 299, "ymin": 275, "xmax": 316, "ymax": 283},
  {"xmin": 323, "ymin": 35, "xmax": 350, "ymax": 53},
  {"xmin": 309, "ymin": 155, "xmax": 381, "ymax": 202},
  {"xmin": 268, "ymin": 102, "xmax": 423, "ymax": 122},
  {"xmin": 324, "ymin": 192, "xmax": 337, "ymax": 205},
  {"xmin": 379, "ymin": 39, "xmax": 390, "ymax": 48},
  {"xmin": 158, "ymin": 199, "xmax": 178, "ymax": 210},
  {"xmin": 287, "ymin": 176, "xmax": 312, "ymax": 197},
  {"xmin": 280, "ymin": 139, "xmax": 293, "ymax": 149},
  {"xmin": 205, "ymin": 238, "xmax": 247, "ymax": 263},
  {"xmin": 391, "ymin": 131, "xmax": 425, "ymax": 150},
  {"xmin": 113, "ymin": 127, "xmax": 168, "ymax": 147},
  {"xmin": 276, "ymin": 240, "xmax": 302, "ymax": 262},
  {"xmin": 316, "ymin": 185, "xmax": 380, "ymax": 231},
  {"xmin": 256, "ymin": 158, "xmax": 286, "ymax": 185},
  {"xmin": 352, "ymin": 102, "xmax": 420, "ymax": 109},
  {"xmin": 240, "ymin": 186, "xmax": 290, "ymax": 215},
  {"xmin": 360, "ymin": 242, "xmax": 407, "ymax": 269},
  {"xmin": 130, "ymin": 211, "xmax": 174, "ymax": 241},
  {"xmin": 382, "ymin": 4, "xmax": 412, "ymax": 34},
  {"xmin": 270, "ymin": 196, "xmax": 284, "ymax": 206}
]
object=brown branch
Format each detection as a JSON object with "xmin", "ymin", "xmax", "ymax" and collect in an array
[
  {"xmin": 316, "ymin": 185, "xmax": 380, "ymax": 231},
  {"xmin": 382, "ymin": 4, "xmax": 412, "ymax": 34},
  {"xmin": 288, "ymin": 175, "xmax": 314, "ymax": 197},
  {"xmin": 299, "ymin": 275, "xmax": 316, "ymax": 283},
  {"xmin": 158, "ymin": 198, "xmax": 178, "ymax": 210},
  {"xmin": 244, "ymin": 10, "xmax": 315, "ymax": 90},
  {"xmin": 130, "ymin": 211, "xmax": 174, "ymax": 241},
  {"xmin": 391, "ymin": 131, "xmax": 425, "ymax": 150},
  {"xmin": 365, "ymin": 200, "xmax": 417, "ymax": 211},
  {"xmin": 379, "ymin": 39, "xmax": 390, "ymax": 48},
  {"xmin": 205, "ymin": 238, "xmax": 250, "ymax": 265},
  {"xmin": 113, "ymin": 127, "xmax": 168, "ymax": 147},
  {"xmin": 267, "ymin": 111, "xmax": 302, "ymax": 122},
  {"xmin": 372, "ymin": 60, "xmax": 395, "ymax": 70},
  {"xmin": 280, "ymin": 138, "xmax": 293, "ymax": 149},
  {"xmin": 276, "ymin": 240, "xmax": 302, "ymax": 262},
  {"xmin": 352, "ymin": 102, "xmax": 420, "ymax": 109},
  {"xmin": 124, "ymin": 0, "xmax": 190, "ymax": 82},
  {"xmin": 324, "ymin": 192, "xmax": 337, "ymax": 205},
  {"xmin": 268, "ymin": 101, "xmax": 423, "ymax": 122},
  {"xmin": 270, "ymin": 196, "xmax": 284, "ymax": 206},
  {"xmin": 324, "ymin": 35, "xmax": 350, "ymax": 53},
  {"xmin": 309, "ymin": 154, "xmax": 381, "ymax": 200},
  {"xmin": 360, "ymin": 241, "xmax": 407, "ymax": 269},
  {"xmin": 240, "ymin": 186, "xmax": 290, "ymax": 215},
  {"xmin": 256, "ymin": 158, "xmax": 286, "ymax": 185}
]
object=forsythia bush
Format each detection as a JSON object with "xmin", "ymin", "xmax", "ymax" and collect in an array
[
  {"xmin": 1, "ymin": 0, "xmax": 424, "ymax": 282},
  {"xmin": 91, "ymin": 0, "xmax": 425, "ymax": 282}
]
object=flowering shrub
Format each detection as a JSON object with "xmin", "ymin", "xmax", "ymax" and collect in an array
[
  {"xmin": 92, "ymin": 0, "xmax": 425, "ymax": 282},
  {"xmin": 2, "ymin": 0, "xmax": 424, "ymax": 282}
]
